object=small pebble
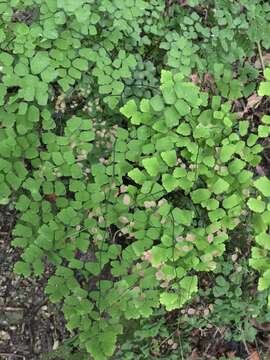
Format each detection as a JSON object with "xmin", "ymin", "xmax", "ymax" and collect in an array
[
  {"xmin": 187, "ymin": 308, "xmax": 196, "ymax": 315},
  {"xmin": 0, "ymin": 330, "xmax": 11, "ymax": 343}
]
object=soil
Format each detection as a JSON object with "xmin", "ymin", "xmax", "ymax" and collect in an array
[{"xmin": 0, "ymin": 205, "xmax": 67, "ymax": 360}]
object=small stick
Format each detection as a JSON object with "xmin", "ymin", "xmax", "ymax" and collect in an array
[
  {"xmin": 204, "ymin": 328, "xmax": 219, "ymax": 355},
  {"xmin": 0, "ymin": 306, "xmax": 23, "ymax": 311},
  {"xmin": 0, "ymin": 354, "xmax": 26, "ymax": 360},
  {"xmin": 257, "ymin": 41, "xmax": 265, "ymax": 71},
  {"xmin": 241, "ymin": 328, "xmax": 250, "ymax": 356}
]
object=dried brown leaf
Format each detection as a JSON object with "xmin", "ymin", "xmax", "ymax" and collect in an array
[
  {"xmin": 203, "ymin": 73, "xmax": 216, "ymax": 93},
  {"xmin": 191, "ymin": 349, "xmax": 199, "ymax": 359},
  {"xmin": 251, "ymin": 318, "xmax": 270, "ymax": 331},
  {"xmin": 249, "ymin": 351, "xmax": 261, "ymax": 360},
  {"xmin": 190, "ymin": 73, "xmax": 201, "ymax": 85},
  {"xmin": 227, "ymin": 351, "xmax": 237, "ymax": 358},
  {"xmin": 44, "ymin": 193, "xmax": 57, "ymax": 202},
  {"xmin": 255, "ymin": 53, "xmax": 270, "ymax": 69},
  {"xmin": 256, "ymin": 165, "xmax": 266, "ymax": 177},
  {"xmin": 244, "ymin": 93, "xmax": 262, "ymax": 113}
]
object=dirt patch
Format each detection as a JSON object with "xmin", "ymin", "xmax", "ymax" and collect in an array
[{"xmin": 0, "ymin": 205, "xmax": 67, "ymax": 360}]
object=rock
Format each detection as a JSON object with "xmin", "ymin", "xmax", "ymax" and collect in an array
[
  {"xmin": 0, "ymin": 309, "xmax": 24, "ymax": 325},
  {"xmin": 0, "ymin": 330, "xmax": 11, "ymax": 344}
]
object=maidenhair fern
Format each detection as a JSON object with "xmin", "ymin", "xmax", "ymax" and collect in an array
[
  {"xmin": 0, "ymin": 0, "xmax": 270, "ymax": 359},
  {"xmin": 249, "ymin": 68, "xmax": 270, "ymax": 301}
]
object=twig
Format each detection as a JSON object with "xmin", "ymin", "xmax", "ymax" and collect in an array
[
  {"xmin": 0, "ymin": 306, "xmax": 23, "ymax": 311},
  {"xmin": 203, "ymin": 328, "xmax": 219, "ymax": 356},
  {"xmin": 158, "ymin": 328, "xmax": 178, "ymax": 347},
  {"xmin": 0, "ymin": 354, "xmax": 26, "ymax": 360},
  {"xmin": 241, "ymin": 327, "xmax": 250, "ymax": 356},
  {"xmin": 112, "ymin": 229, "xmax": 122, "ymax": 243},
  {"xmin": 257, "ymin": 41, "xmax": 265, "ymax": 71}
]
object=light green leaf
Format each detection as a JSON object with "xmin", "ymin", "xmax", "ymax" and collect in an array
[
  {"xmin": 180, "ymin": 275, "xmax": 198, "ymax": 293},
  {"xmin": 160, "ymin": 292, "xmax": 179, "ymax": 311},
  {"xmin": 162, "ymin": 174, "xmax": 178, "ymax": 192},
  {"xmin": 162, "ymin": 86, "xmax": 176, "ymax": 104},
  {"xmin": 57, "ymin": 0, "xmax": 84, "ymax": 12},
  {"xmin": 262, "ymin": 115, "xmax": 270, "ymax": 124},
  {"xmin": 120, "ymin": 100, "xmax": 137, "ymax": 118},
  {"xmin": 228, "ymin": 159, "xmax": 245, "ymax": 174},
  {"xmin": 255, "ymin": 233, "xmax": 270, "ymax": 250},
  {"xmin": 258, "ymin": 269, "xmax": 270, "ymax": 291},
  {"xmin": 174, "ymin": 99, "xmax": 190, "ymax": 116},
  {"xmin": 128, "ymin": 168, "xmax": 146, "ymax": 184},
  {"xmin": 151, "ymin": 246, "xmax": 171, "ymax": 266},
  {"xmin": 85, "ymin": 262, "xmax": 101, "ymax": 275},
  {"xmin": 30, "ymin": 52, "xmax": 50, "ymax": 75},
  {"xmin": 220, "ymin": 144, "xmax": 235, "ymax": 162},
  {"xmin": 172, "ymin": 208, "xmax": 193, "ymax": 226},
  {"xmin": 247, "ymin": 198, "xmax": 265, "ymax": 213},
  {"xmin": 239, "ymin": 121, "xmax": 249, "ymax": 136},
  {"xmin": 222, "ymin": 194, "xmax": 241, "ymax": 209},
  {"xmin": 72, "ymin": 58, "xmax": 88, "ymax": 71},
  {"xmin": 161, "ymin": 150, "xmax": 177, "ymax": 167},
  {"xmin": 52, "ymin": 152, "xmax": 64, "ymax": 166},
  {"xmin": 258, "ymin": 81, "xmax": 270, "ymax": 96},
  {"xmin": 176, "ymin": 122, "xmax": 191, "ymax": 136},
  {"xmin": 150, "ymin": 95, "xmax": 164, "ymax": 112},
  {"xmin": 191, "ymin": 188, "xmax": 211, "ymax": 203},
  {"xmin": 212, "ymin": 178, "xmax": 230, "ymax": 195},
  {"xmin": 164, "ymin": 107, "xmax": 179, "ymax": 128},
  {"xmin": 254, "ymin": 176, "xmax": 270, "ymax": 197},
  {"xmin": 14, "ymin": 261, "xmax": 31, "ymax": 276},
  {"xmin": 142, "ymin": 157, "xmax": 160, "ymax": 177},
  {"xmin": 264, "ymin": 68, "xmax": 270, "ymax": 81}
]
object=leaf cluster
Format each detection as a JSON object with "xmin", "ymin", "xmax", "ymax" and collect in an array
[{"xmin": 0, "ymin": 1, "xmax": 270, "ymax": 359}]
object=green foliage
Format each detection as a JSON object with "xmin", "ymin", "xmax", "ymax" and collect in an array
[
  {"xmin": 41, "ymin": 337, "xmax": 88, "ymax": 360},
  {"xmin": 258, "ymin": 68, "xmax": 270, "ymax": 96},
  {"xmin": 115, "ymin": 312, "xmax": 187, "ymax": 359},
  {"xmin": 200, "ymin": 257, "xmax": 266, "ymax": 342},
  {"xmin": 249, "ymin": 68, "xmax": 270, "ymax": 304},
  {"xmin": 0, "ymin": 0, "xmax": 270, "ymax": 359},
  {"xmin": 114, "ymin": 257, "xmax": 270, "ymax": 359}
]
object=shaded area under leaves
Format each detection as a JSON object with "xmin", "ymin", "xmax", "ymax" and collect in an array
[{"xmin": 0, "ymin": 205, "xmax": 68, "ymax": 360}]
